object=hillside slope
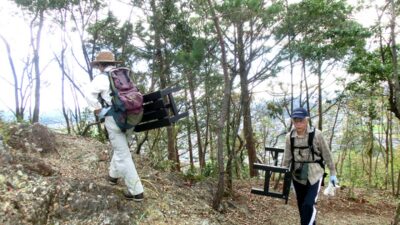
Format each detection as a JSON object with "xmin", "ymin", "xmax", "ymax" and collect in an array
[{"xmin": 0, "ymin": 123, "xmax": 396, "ymax": 225}]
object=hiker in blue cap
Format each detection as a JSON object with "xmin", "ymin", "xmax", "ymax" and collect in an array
[{"xmin": 282, "ymin": 107, "xmax": 338, "ymax": 225}]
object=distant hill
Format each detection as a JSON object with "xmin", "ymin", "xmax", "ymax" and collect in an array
[{"xmin": 0, "ymin": 109, "xmax": 90, "ymax": 129}]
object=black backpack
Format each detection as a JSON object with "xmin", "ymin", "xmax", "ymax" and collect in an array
[{"xmin": 290, "ymin": 128, "xmax": 327, "ymax": 185}]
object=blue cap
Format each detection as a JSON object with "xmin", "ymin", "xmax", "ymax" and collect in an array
[{"xmin": 291, "ymin": 107, "xmax": 308, "ymax": 119}]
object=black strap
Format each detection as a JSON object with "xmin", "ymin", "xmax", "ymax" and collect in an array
[
  {"xmin": 290, "ymin": 128, "xmax": 324, "ymax": 169},
  {"xmin": 98, "ymin": 94, "xmax": 110, "ymax": 108},
  {"xmin": 290, "ymin": 130, "xmax": 295, "ymax": 172},
  {"xmin": 308, "ymin": 130, "xmax": 315, "ymax": 161}
]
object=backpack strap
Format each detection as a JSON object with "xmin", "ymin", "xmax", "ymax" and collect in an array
[
  {"xmin": 308, "ymin": 128, "xmax": 315, "ymax": 161},
  {"xmin": 290, "ymin": 130, "xmax": 295, "ymax": 172},
  {"xmin": 290, "ymin": 128, "xmax": 324, "ymax": 167},
  {"xmin": 291, "ymin": 128, "xmax": 327, "ymax": 185},
  {"xmin": 309, "ymin": 128, "xmax": 325, "ymax": 168},
  {"xmin": 98, "ymin": 94, "xmax": 109, "ymax": 108},
  {"xmin": 96, "ymin": 74, "xmax": 110, "ymax": 108}
]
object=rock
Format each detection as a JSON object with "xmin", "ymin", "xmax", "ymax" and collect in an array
[
  {"xmin": 0, "ymin": 136, "xmax": 6, "ymax": 153},
  {"xmin": 7, "ymin": 123, "xmax": 57, "ymax": 154},
  {"xmin": 23, "ymin": 161, "xmax": 56, "ymax": 177}
]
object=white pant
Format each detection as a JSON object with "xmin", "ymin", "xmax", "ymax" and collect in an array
[{"xmin": 105, "ymin": 116, "xmax": 144, "ymax": 195}]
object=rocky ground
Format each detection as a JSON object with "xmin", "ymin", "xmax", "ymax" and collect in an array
[{"xmin": 0, "ymin": 123, "xmax": 397, "ymax": 225}]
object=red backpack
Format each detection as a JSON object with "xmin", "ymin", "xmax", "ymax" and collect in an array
[{"xmin": 107, "ymin": 67, "xmax": 143, "ymax": 132}]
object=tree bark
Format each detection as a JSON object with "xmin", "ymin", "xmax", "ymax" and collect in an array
[
  {"xmin": 185, "ymin": 89, "xmax": 194, "ymax": 170},
  {"xmin": 226, "ymin": 96, "xmax": 233, "ymax": 192},
  {"xmin": 302, "ymin": 58, "xmax": 312, "ymax": 128},
  {"xmin": 0, "ymin": 34, "xmax": 22, "ymax": 121},
  {"xmin": 394, "ymin": 194, "xmax": 400, "ymax": 224},
  {"xmin": 207, "ymin": 0, "xmax": 231, "ymax": 210},
  {"xmin": 186, "ymin": 69, "xmax": 204, "ymax": 169},
  {"xmin": 317, "ymin": 60, "xmax": 323, "ymax": 130},
  {"xmin": 237, "ymin": 21, "xmax": 257, "ymax": 177},
  {"xmin": 31, "ymin": 9, "xmax": 45, "ymax": 123},
  {"xmin": 329, "ymin": 103, "xmax": 341, "ymax": 149},
  {"xmin": 150, "ymin": 0, "xmax": 178, "ymax": 171},
  {"xmin": 389, "ymin": 0, "xmax": 400, "ymax": 120}
]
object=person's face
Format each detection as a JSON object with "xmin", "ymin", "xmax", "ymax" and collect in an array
[
  {"xmin": 94, "ymin": 64, "xmax": 104, "ymax": 72},
  {"xmin": 292, "ymin": 118, "xmax": 308, "ymax": 134}
]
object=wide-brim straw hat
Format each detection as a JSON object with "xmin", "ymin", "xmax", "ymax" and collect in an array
[{"xmin": 91, "ymin": 51, "xmax": 122, "ymax": 66}]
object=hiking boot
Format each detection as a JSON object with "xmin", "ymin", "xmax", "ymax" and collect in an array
[
  {"xmin": 108, "ymin": 176, "xmax": 118, "ymax": 185},
  {"xmin": 124, "ymin": 190, "xmax": 144, "ymax": 202}
]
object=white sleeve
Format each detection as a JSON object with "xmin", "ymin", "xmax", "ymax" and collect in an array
[{"xmin": 85, "ymin": 75, "xmax": 110, "ymax": 110}]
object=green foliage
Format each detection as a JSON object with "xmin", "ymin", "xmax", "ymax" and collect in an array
[
  {"xmin": 86, "ymin": 12, "xmax": 136, "ymax": 67},
  {"xmin": 0, "ymin": 119, "xmax": 31, "ymax": 145},
  {"xmin": 339, "ymin": 149, "xmax": 400, "ymax": 189},
  {"xmin": 76, "ymin": 108, "xmax": 106, "ymax": 143},
  {"xmin": 182, "ymin": 166, "xmax": 206, "ymax": 182},
  {"xmin": 0, "ymin": 113, "xmax": 7, "ymax": 140},
  {"xmin": 176, "ymin": 39, "xmax": 206, "ymax": 69},
  {"xmin": 277, "ymin": 0, "xmax": 370, "ymax": 64},
  {"xmin": 347, "ymin": 45, "xmax": 396, "ymax": 84},
  {"xmin": 202, "ymin": 161, "xmax": 218, "ymax": 177},
  {"xmin": 13, "ymin": 0, "xmax": 77, "ymax": 12},
  {"xmin": 152, "ymin": 159, "xmax": 176, "ymax": 172}
]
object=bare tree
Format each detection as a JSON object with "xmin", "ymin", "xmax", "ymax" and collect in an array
[
  {"xmin": 30, "ymin": 8, "xmax": 45, "ymax": 123},
  {"xmin": 0, "ymin": 34, "xmax": 22, "ymax": 121}
]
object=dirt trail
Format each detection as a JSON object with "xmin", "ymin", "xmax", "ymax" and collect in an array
[{"xmin": 0, "ymin": 124, "xmax": 396, "ymax": 224}]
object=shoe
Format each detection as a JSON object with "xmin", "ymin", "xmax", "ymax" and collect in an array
[
  {"xmin": 108, "ymin": 176, "xmax": 118, "ymax": 185},
  {"xmin": 124, "ymin": 190, "xmax": 144, "ymax": 202}
]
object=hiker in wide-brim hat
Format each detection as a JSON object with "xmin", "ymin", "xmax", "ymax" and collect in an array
[
  {"xmin": 90, "ymin": 51, "xmax": 122, "ymax": 66},
  {"xmin": 85, "ymin": 50, "xmax": 145, "ymax": 202}
]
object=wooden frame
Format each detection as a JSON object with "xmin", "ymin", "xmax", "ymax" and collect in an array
[
  {"xmin": 251, "ymin": 147, "xmax": 292, "ymax": 204},
  {"xmin": 134, "ymin": 86, "xmax": 188, "ymax": 132}
]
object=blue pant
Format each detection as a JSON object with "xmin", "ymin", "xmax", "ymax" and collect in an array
[{"xmin": 293, "ymin": 178, "xmax": 322, "ymax": 225}]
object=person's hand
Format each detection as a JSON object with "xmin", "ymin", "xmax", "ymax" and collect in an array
[
  {"xmin": 98, "ymin": 107, "xmax": 110, "ymax": 119},
  {"xmin": 330, "ymin": 175, "xmax": 338, "ymax": 186},
  {"xmin": 94, "ymin": 108, "xmax": 101, "ymax": 116}
]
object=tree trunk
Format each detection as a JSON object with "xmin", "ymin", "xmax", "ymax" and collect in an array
[
  {"xmin": 368, "ymin": 119, "xmax": 373, "ymax": 186},
  {"xmin": 317, "ymin": 60, "xmax": 323, "ymax": 130},
  {"xmin": 174, "ymin": 131, "xmax": 181, "ymax": 171},
  {"xmin": 237, "ymin": 21, "xmax": 257, "ymax": 177},
  {"xmin": 226, "ymin": 96, "xmax": 233, "ymax": 192},
  {"xmin": 0, "ymin": 34, "xmax": 23, "ymax": 121},
  {"xmin": 393, "ymin": 201, "xmax": 400, "ymax": 225},
  {"xmin": 208, "ymin": 0, "xmax": 231, "ymax": 210},
  {"xmin": 384, "ymin": 108, "xmax": 390, "ymax": 189},
  {"xmin": 203, "ymin": 72, "xmax": 212, "ymax": 165},
  {"xmin": 57, "ymin": 9, "xmax": 71, "ymax": 134},
  {"xmin": 389, "ymin": 0, "xmax": 400, "ymax": 120},
  {"xmin": 32, "ymin": 9, "xmax": 45, "ymax": 123},
  {"xmin": 60, "ymin": 51, "xmax": 71, "ymax": 134},
  {"xmin": 136, "ymin": 132, "xmax": 148, "ymax": 154},
  {"xmin": 185, "ymin": 89, "xmax": 194, "ymax": 170},
  {"xmin": 329, "ymin": 103, "xmax": 341, "ymax": 149},
  {"xmin": 390, "ymin": 111, "xmax": 395, "ymax": 194},
  {"xmin": 150, "ymin": 0, "xmax": 178, "ymax": 171},
  {"xmin": 397, "ymin": 170, "xmax": 400, "ymax": 196},
  {"xmin": 285, "ymin": 0, "xmax": 294, "ymax": 114},
  {"xmin": 302, "ymin": 58, "xmax": 312, "ymax": 128},
  {"xmin": 186, "ymin": 69, "xmax": 204, "ymax": 169}
]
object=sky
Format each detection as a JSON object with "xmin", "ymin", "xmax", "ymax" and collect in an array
[
  {"xmin": 0, "ymin": 0, "xmax": 137, "ymax": 115},
  {"xmin": 0, "ymin": 0, "xmax": 388, "ymax": 119}
]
